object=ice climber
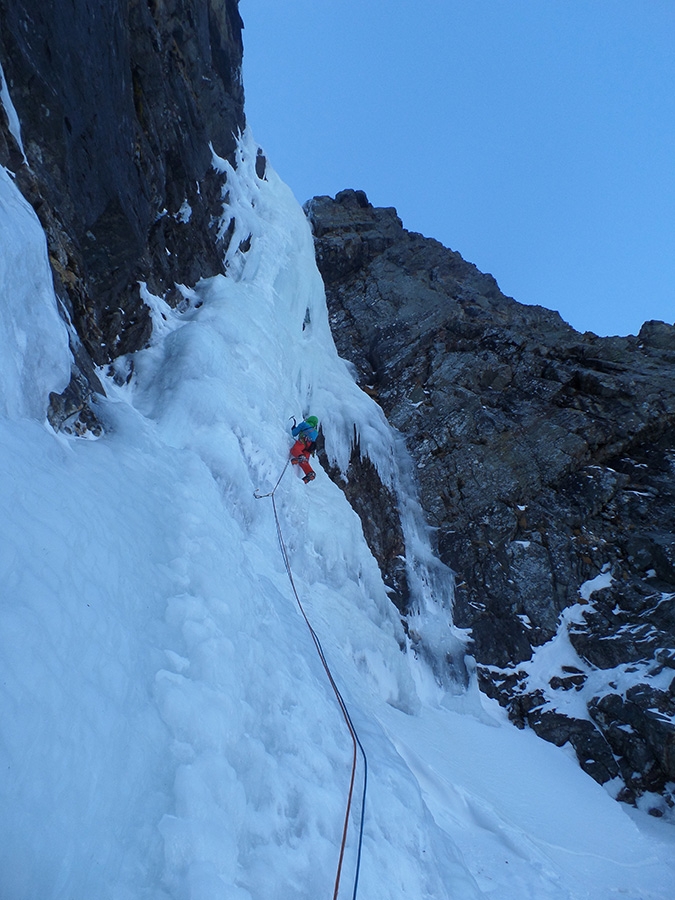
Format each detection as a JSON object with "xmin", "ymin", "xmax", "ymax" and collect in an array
[{"xmin": 290, "ymin": 415, "xmax": 319, "ymax": 483}]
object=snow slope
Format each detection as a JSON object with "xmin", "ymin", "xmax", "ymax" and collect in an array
[{"xmin": 1, "ymin": 139, "xmax": 674, "ymax": 899}]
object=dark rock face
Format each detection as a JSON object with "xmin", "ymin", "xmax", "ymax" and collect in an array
[
  {"xmin": 0, "ymin": 0, "xmax": 245, "ymax": 424},
  {"xmin": 590, "ymin": 687, "xmax": 675, "ymax": 790},
  {"xmin": 307, "ymin": 188, "xmax": 675, "ymax": 807}
]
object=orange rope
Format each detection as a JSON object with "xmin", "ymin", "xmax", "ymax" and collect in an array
[
  {"xmin": 255, "ymin": 463, "xmax": 367, "ymax": 900},
  {"xmin": 271, "ymin": 491, "xmax": 361, "ymax": 900}
]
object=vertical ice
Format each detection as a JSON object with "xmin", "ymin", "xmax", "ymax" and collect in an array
[{"xmin": 0, "ymin": 166, "xmax": 70, "ymax": 419}]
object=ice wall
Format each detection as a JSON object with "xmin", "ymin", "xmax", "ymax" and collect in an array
[
  {"xmin": 0, "ymin": 133, "xmax": 478, "ymax": 900},
  {"xmin": 0, "ymin": 165, "xmax": 70, "ymax": 419}
]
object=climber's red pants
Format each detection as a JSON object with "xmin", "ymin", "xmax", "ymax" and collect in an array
[{"xmin": 290, "ymin": 440, "xmax": 315, "ymax": 478}]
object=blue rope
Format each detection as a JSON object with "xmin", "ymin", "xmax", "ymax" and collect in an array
[{"xmin": 257, "ymin": 464, "xmax": 368, "ymax": 899}]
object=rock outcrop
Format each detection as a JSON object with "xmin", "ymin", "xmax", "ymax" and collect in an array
[
  {"xmin": 0, "ymin": 0, "xmax": 245, "ymax": 428},
  {"xmin": 307, "ymin": 189, "xmax": 675, "ymax": 810}
]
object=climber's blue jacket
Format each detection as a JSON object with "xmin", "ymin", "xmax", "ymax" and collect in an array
[{"xmin": 292, "ymin": 421, "xmax": 319, "ymax": 444}]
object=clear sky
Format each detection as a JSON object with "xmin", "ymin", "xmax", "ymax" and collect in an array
[{"xmin": 240, "ymin": 1, "xmax": 674, "ymax": 337}]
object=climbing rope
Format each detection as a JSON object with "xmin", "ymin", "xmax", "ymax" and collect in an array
[
  {"xmin": 255, "ymin": 464, "xmax": 368, "ymax": 900},
  {"xmin": 253, "ymin": 458, "xmax": 291, "ymax": 499}
]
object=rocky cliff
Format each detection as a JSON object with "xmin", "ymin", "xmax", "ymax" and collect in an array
[
  {"xmin": 308, "ymin": 189, "xmax": 675, "ymax": 810},
  {"xmin": 0, "ymin": 0, "xmax": 246, "ymax": 428}
]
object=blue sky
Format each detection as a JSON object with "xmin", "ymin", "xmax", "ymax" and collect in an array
[{"xmin": 241, "ymin": 1, "xmax": 674, "ymax": 337}]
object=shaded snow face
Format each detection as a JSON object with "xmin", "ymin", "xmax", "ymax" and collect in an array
[{"xmin": 0, "ymin": 166, "xmax": 70, "ymax": 419}]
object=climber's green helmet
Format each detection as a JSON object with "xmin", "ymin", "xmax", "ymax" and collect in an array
[{"xmin": 306, "ymin": 415, "xmax": 319, "ymax": 428}]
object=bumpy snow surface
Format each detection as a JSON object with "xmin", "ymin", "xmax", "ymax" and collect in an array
[{"xmin": 1, "ymin": 137, "xmax": 674, "ymax": 899}]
